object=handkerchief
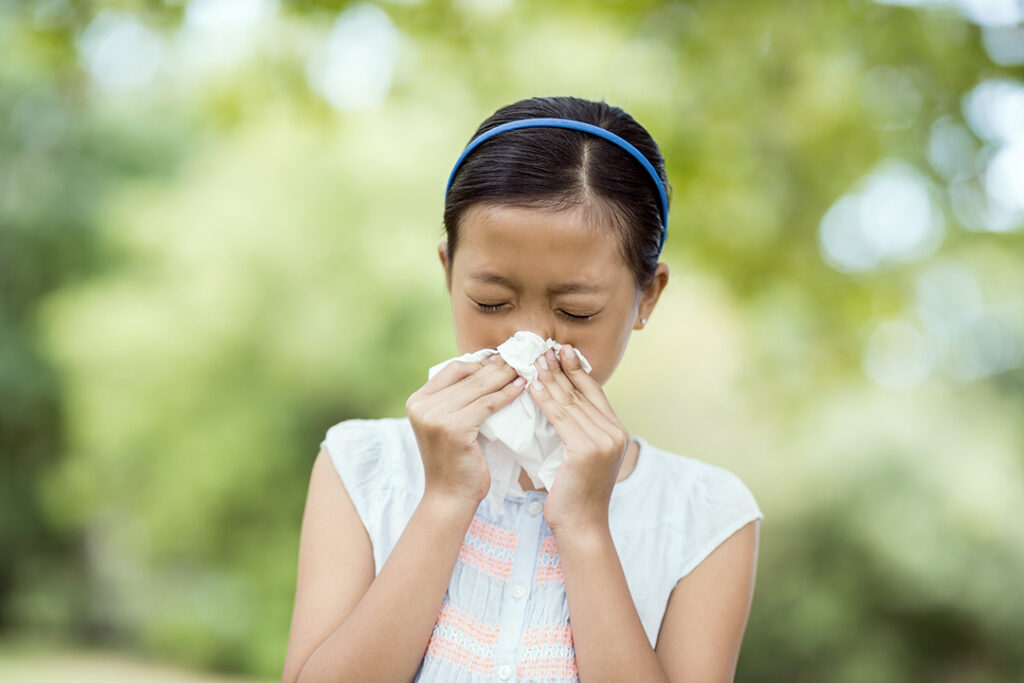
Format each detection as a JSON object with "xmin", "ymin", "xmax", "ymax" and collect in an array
[{"xmin": 427, "ymin": 331, "xmax": 593, "ymax": 515}]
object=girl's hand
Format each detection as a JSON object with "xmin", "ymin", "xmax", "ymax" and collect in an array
[
  {"xmin": 530, "ymin": 345, "xmax": 630, "ymax": 534},
  {"xmin": 406, "ymin": 355, "xmax": 526, "ymax": 507}
]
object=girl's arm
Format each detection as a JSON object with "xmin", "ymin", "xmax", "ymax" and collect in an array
[
  {"xmin": 281, "ymin": 449, "xmax": 479, "ymax": 683},
  {"xmin": 532, "ymin": 345, "xmax": 759, "ymax": 683},
  {"xmin": 654, "ymin": 520, "xmax": 759, "ymax": 682},
  {"xmin": 557, "ymin": 519, "xmax": 759, "ymax": 683},
  {"xmin": 282, "ymin": 356, "xmax": 526, "ymax": 683}
]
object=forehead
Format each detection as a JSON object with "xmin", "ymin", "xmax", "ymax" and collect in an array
[{"xmin": 454, "ymin": 203, "xmax": 630, "ymax": 285}]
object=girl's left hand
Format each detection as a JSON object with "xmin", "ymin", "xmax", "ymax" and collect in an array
[{"xmin": 530, "ymin": 344, "xmax": 630, "ymax": 535}]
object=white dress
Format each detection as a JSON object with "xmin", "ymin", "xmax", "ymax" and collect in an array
[{"xmin": 321, "ymin": 417, "xmax": 764, "ymax": 683}]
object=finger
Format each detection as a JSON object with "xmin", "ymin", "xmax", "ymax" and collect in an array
[
  {"xmin": 538, "ymin": 349, "xmax": 617, "ymax": 433},
  {"xmin": 541, "ymin": 348, "xmax": 579, "ymax": 398},
  {"xmin": 434, "ymin": 356, "xmax": 520, "ymax": 414},
  {"xmin": 534, "ymin": 354, "xmax": 620, "ymax": 448},
  {"xmin": 532, "ymin": 371, "xmax": 630, "ymax": 471},
  {"xmin": 458, "ymin": 375, "xmax": 528, "ymax": 427},
  {"xmin": 528, "ymin": 373, "xmax": 597, "ymax": 451},
  {"xmin": 421, "ymin": 357, "xmax": 490, "ymax": 395},
  {"xmin": 422, "ymin": 353, "xmax": 506, "ymax": 396},
  {"xmin": 556, "ymin": 344, "xmax": 620, "ymax": 422}
]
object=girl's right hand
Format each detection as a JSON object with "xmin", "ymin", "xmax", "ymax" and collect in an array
[{"xmin": 406, "ymin": 355, "xmax": 526, "ymax": 506}]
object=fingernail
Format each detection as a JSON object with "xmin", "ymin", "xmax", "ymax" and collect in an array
[
  {"xmin": 514, "ymin": 377, "xmax": 526, "ymax": 387},
  {"xmin": 537, "ymin": 355, "xmax": 548, "ymax": 370}
]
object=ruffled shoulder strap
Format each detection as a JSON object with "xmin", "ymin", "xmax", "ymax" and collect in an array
[
  {"xmin": 320, "ymin": 417, "xmax": 424, "ymax": 573},
  {"xmin": 625, "ymin": 439, "xmax": 763, "ymax": 579},
  {"xmin": 675, "ymin": 457, "xmax": 763, "ymax": 579}
]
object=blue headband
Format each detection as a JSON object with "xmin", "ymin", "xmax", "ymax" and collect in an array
[{"xmin": 444, "ymin": 117, "xmax": 669, "ymax": 254}]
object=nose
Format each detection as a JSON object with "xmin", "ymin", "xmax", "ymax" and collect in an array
[{"xmin": 506, "ymin": 309, "xmax": 555, "ymax": 343}]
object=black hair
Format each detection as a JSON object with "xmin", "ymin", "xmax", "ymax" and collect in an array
[{"xmin": 443, "ymin": 96, "xmax": 671, "ymax": 290}]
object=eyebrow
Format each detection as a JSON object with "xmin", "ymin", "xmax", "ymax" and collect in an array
[{"xmin": 468, "ymin": 272, "xmax": 606, "ymax": 295}]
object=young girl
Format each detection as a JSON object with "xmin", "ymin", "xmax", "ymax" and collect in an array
[{"xmin": 283, "ymin": 96, "xmax": 763, "ymax": 683}]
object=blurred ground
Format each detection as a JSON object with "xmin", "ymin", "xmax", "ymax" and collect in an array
[{"xmin": 0, "ymin": 640, "xmax": 272, "ymax": 683}]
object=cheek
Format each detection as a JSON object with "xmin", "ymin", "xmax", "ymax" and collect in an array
[
  {"xmin": 581, "ymin": 322, "xmax": 632, "ymax": 385},
  {"xmin": 586, "ymin": 347, "xmax": 617, "ymax": 383},
  {"xmin": 452, "ymin": 307, "xmax": 501, "ymax": 353}
]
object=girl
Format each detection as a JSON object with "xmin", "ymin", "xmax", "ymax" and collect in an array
[{"xmin": 283, "ymin": 96, "xmax": 763, "ymax": 683}]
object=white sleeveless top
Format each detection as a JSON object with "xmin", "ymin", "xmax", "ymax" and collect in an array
[{"xmin": 321, "ymin": 417, "xmax": 763, "ymax": 683}]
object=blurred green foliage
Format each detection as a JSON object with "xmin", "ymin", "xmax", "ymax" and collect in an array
[{"xmin": 2, "ymin": 0, "xmax": 1023, "ymax": 680}]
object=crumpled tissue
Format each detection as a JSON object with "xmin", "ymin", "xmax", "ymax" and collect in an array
[{"xmin": 427, "ymin": 330, "xmax": 592, "ymax": 515}]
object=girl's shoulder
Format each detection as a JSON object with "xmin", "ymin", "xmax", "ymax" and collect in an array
[
  {"xmin": 635, "ymin": 437, "xmax": 760, "ymax": 506},
  {"xmin": 319, "ymin": 417, "xmax": 423, "ymax": 574},
  {"xmin": 608, "ymin": 439, "xmax": 763, "ymax": 643},
  {"xmin": 320, "ymin": 416, "xmax": 424, "ymax": 496},
  {"xmin": 620, "ymin": 436, "xmax": 760, "ymax": 505},
  {"xmin": 614, "ymin": 437, "xmax": 763, "ymax": 574}
]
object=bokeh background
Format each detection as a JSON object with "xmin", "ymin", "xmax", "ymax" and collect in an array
[{"xmin": 2, "ymin": 0, "xmax": 1023, "ymax": 681}]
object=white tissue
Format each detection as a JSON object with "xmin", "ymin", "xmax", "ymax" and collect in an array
[{"xmin": 427, "ymin": 331, "xmax": 592, "ymax": 515}]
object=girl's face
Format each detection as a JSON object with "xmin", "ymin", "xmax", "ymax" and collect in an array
[{"xmin": 439, "ymin": 203, "xmax": 669, "ymax": 386}]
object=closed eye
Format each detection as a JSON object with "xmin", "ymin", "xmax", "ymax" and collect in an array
[
  {"xmin": 474, "ymin": 301, "xmax": 507, "ymax": 312},
  {"xmin": 558, "ymin": 310, "xmax": 597, "ymax": 322},
  {"xmin": 472, "ymin": 300, "xmax": 597, "ymax": 322}
]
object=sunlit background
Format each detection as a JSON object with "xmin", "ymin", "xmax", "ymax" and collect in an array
[{"xmin": 2, "ymin": 0, "xmax": 1023, "ymax": 681}]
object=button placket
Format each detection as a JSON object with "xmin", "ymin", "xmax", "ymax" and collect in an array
[{"xmin": 492, "ymin": 493, "xmax": 546, "ymax": 681}]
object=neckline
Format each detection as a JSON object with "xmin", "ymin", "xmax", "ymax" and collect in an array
[{"xmin": 611, "ymin": 435, "xmax": 649, "ymax": 499}]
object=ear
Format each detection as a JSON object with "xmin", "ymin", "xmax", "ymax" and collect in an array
[
  {"xmin": 438, "ymin": 241, "xmax": 451, "ymax": 292},
  {"xmin": 634, "ymin": 263, "xmax": 669, "ymax": 330}
]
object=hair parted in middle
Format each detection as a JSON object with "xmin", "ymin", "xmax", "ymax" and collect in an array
[{"xmin": 442, "ymin": 96, "xmax": 671, "ymax": 289}]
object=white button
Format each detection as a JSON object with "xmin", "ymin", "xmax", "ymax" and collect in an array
[
  {"xmin": 528, "ymin": 500, "xmax": 543, "ymax": 515},
  {"xmin": 512, "ymin": 584, "xmax": 528, "ymax": 599},
  {"xmin": 497, "ymin": 664, "xmax": 513, "ymax": 680}
]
